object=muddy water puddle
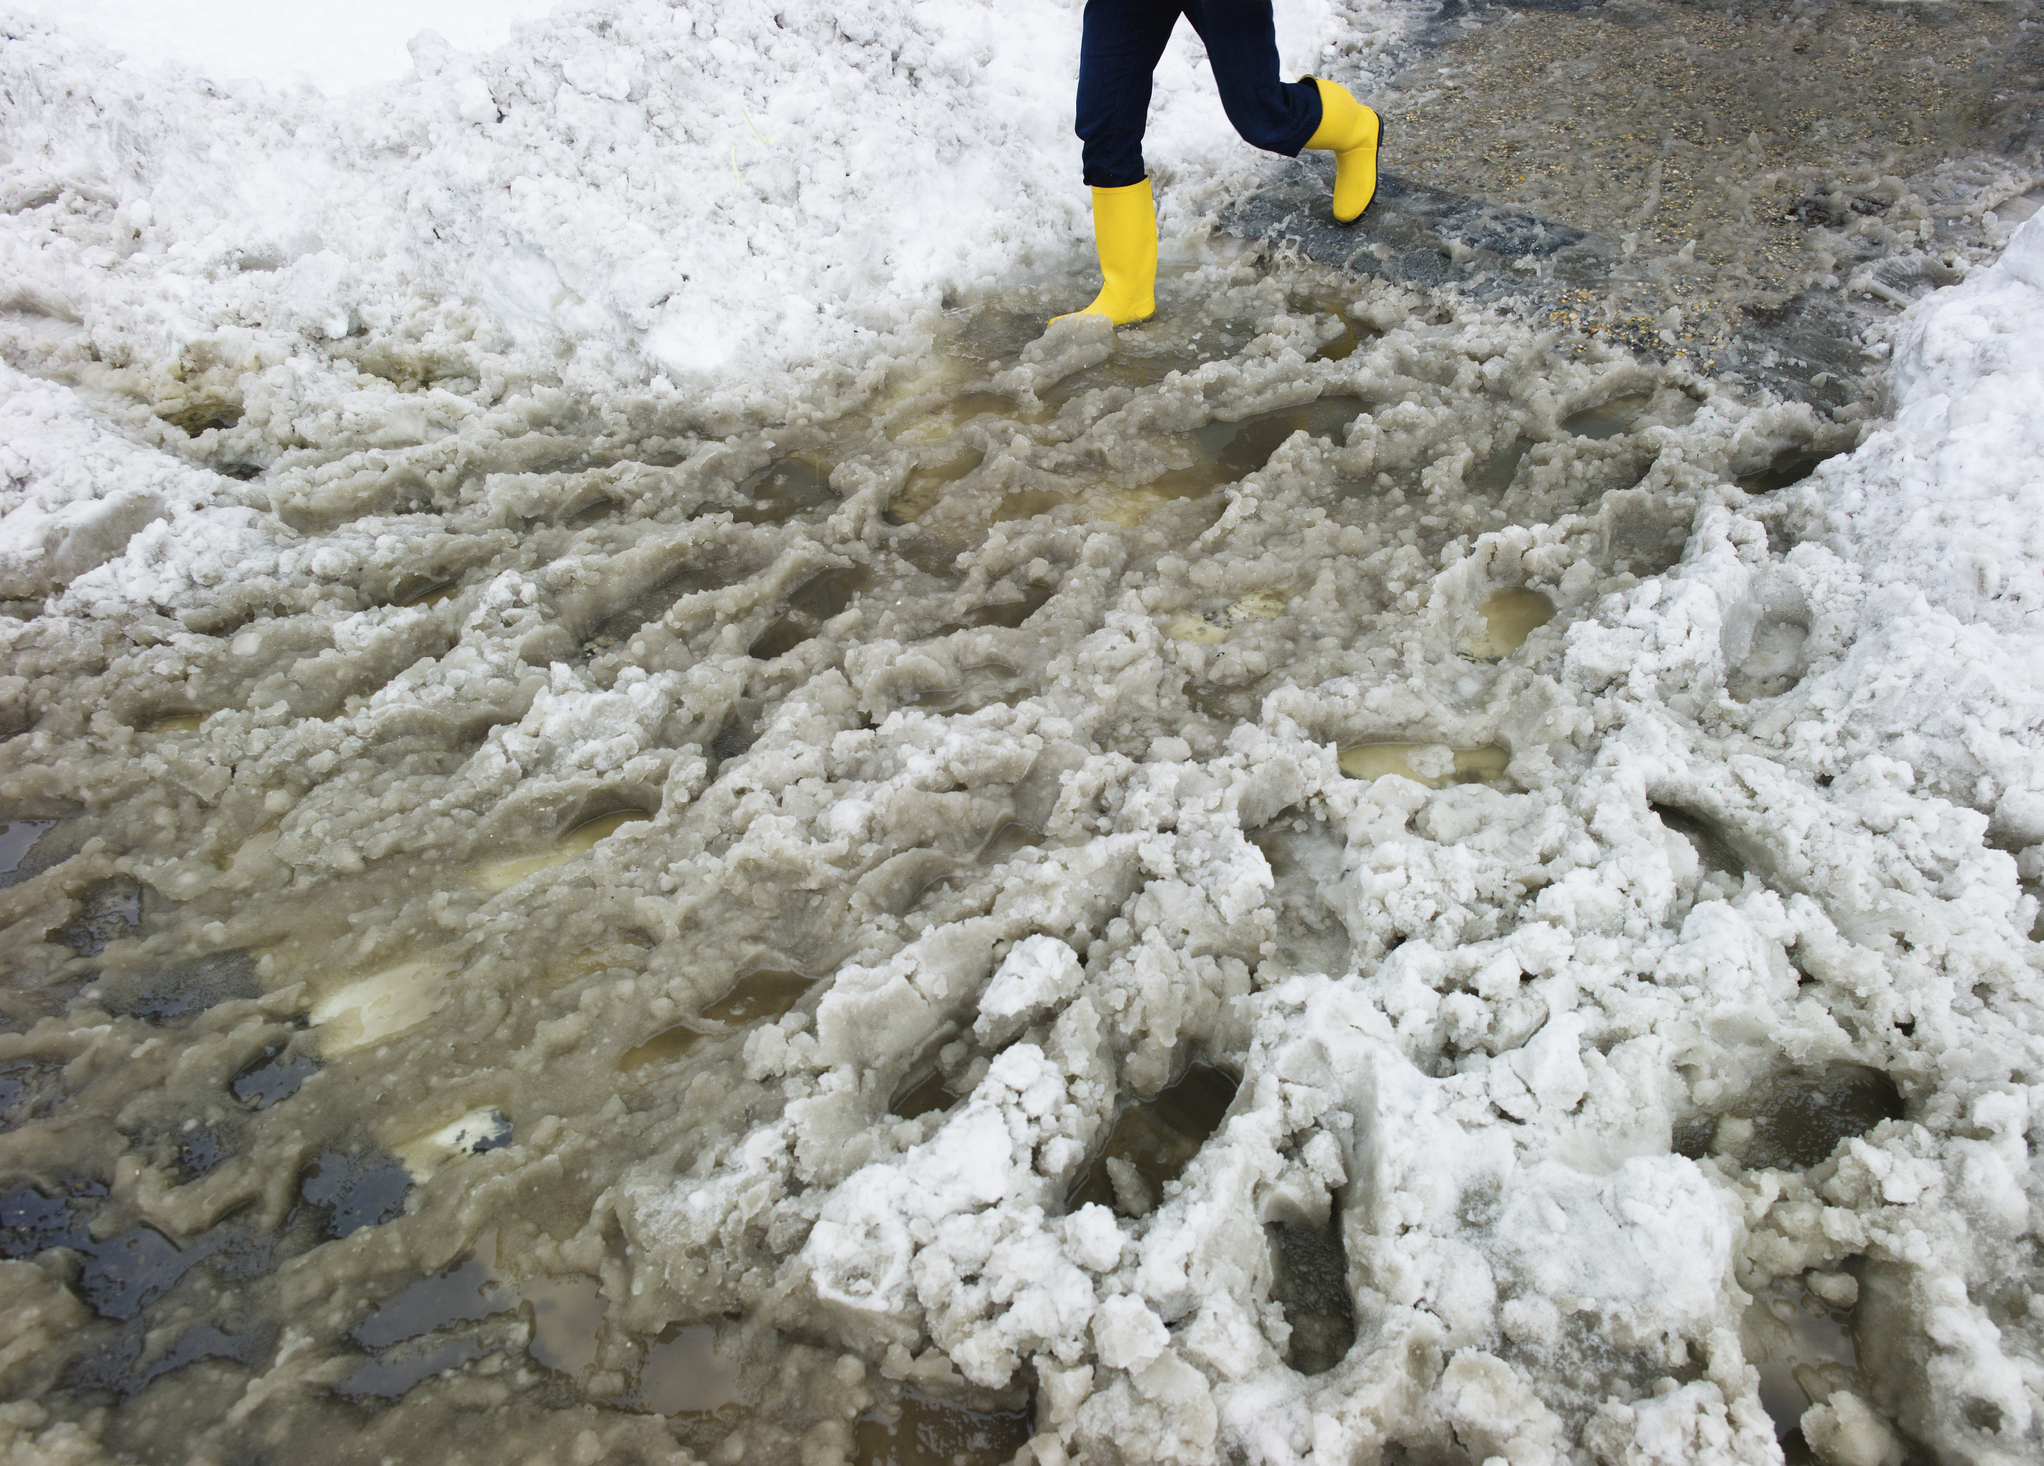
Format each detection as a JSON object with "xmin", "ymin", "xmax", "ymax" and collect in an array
[
  {"xmin": 1461, "ymin": 588, "xmax": 1557, "ymax": 661},
  {"xmin": 1678, "ymin": 1063, "xmax": 1905, "ymax": 1171},
  {"xmin": 854, "ymin": 1391, "xmax": 1033, "ymax": 1466},
  {"xmin": 1746, "ymin": 1272, "xmax": 1865, "ymax": 1448},
  {"xmin": 1068, "ymin": 1061, "xmax": 1238, "ymax": 1218},
  {"xmin": 1338, "ymin": 742, "xmax": 1511, "ymax": 788}
]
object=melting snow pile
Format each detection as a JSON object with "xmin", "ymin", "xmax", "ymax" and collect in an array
[{"xmin": 0, "ymin": 3, "xmax": 2042, "ymax": 1466}]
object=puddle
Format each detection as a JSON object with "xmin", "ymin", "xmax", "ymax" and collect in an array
[
  {"xmin": 1267, "ymin": 1210, "xmax": 1356, "ymax": 1376},
  {"xmin": 620, "ymin": 970, "xmax": 814, "ymax": 1072},
  {"xmin": 886, "ymin": 450, "xmax": 985, "ymax": 524},
  {"xmin": 79, "ymin": 1223, "xmax": 202, "ymax": 1321},
  {"xmin": 308, "ymin": 959, "xmax": 454, "ymax": 1055},
  {"xmin": 1738, "ymin": 448, "xmax": 1844, "ymax": 495},
  {"xmin": 341, "ymin": 1250, "xmax": 607, "ymax": 1402},
  {"xmin": 899, "ymin": 665, "xmax": 1026, "ymax": 719},
  {"xmin": 120, "ymin": 950, "xmax": 262, "ymax": 1025},
  {"xmin": 1728, "ymin": 616, "xmax": 1811, "ymax": 704},
  {"xmin": 853, "ymin": 1390, "xmax": 1033, "ymax": 1466},
  {"xmin": 619, "ymin": 1021, "xmax": 706, "ymax": 1072},
  {"xmin": 1067, "ymin": 1061, "xmax": 1237, "ymax": 1217},
  {"xmin": 1562, "ymin": 395, "xmax": 1654, "ymax": 440},
  {"xmin": 352, "ymin": 1259, "xmax": 513, "ymax": 1350},
  {"xmin": 1035, "ymin": 340, "xmax": 1210, "ymax": 415},
  {"xmin": 174, "ymin": 1124, "xmax": 229, "ymax": 1182},
  {"xmin": 1746, "ymin": 1274, "xmax": 1862, "ymax": 1443},
  {"xmin": 396, "ymin": 579, "xmax": 459, "ymax": 607},
  {"xmin": 1680, "ymin": 1064, "xmax": 1905, "ymax": 1171},
  {"xmin": 584, "ymin": 552, "xmax": 751, "ymax": 653},
  {"xmin": 0, "ymin": 819, "xmax": 55, "ymax": 886},
  {"xmin": 734, "ymin": 454, "xmax": 835, "ymax": 524},
  {"xmin": 1468, "ymin": 435, "xmax": 1532, "ymax": 493},
  {"xmin": 1461, "ymin": 588, "xmax": 1556, "ymax": 660},
  {"xmin": 394, "ymin": 1108, "xmax": 512, "ymax": 1180},
  {"xmin": 526, "ymin": 1275, "xmax": 606, "ymax": 1378},
  {"xmin": 989, "ymin": 488, "xmax": 1070, "ymax": 524},
  {"xmin": 889, "ymin": 1067, "xmax": 963, "ymax": 1121},
  {"xmin": 0, "ymin": 1058, "xmax": 61, "ymax": 1130},
  {"xmin": 749, "ymin": 567, "xmax": 869, "ymax": 660},
  {"xmin": 297, "ymin": 1150, "xmax": 413, "ymax": 1239},
  {"xmin": 229, "ymin": 1041, "xmax": 319, "ymax": 1109},
  {"xmin": 700, "ymin": 969, "xmax": 812, "ymax": 1025},
  {"xmin": 624, "ymin": 1323, "xmax": 741, "ymax": 1415},
  {"xmin": 336, "ymin": 1336, "xmax": 483, "ymax": 1401},
  {"xmin": 1652, "ymin": 804, "xmax": 1748, "ymax": 880},
  {"xmin": 222, "ymin": 825, "xmax": 281, "ymax": 870},
  {"xmin": 57, "ymin": 879, "xmax": 144, "ymax": 957},
  {"xmin": 958, "ymin": 585, "xmax": 1053, "ymax": 630},
  {"xmin": 139, "ymin": 711, "xmax": 209, "ymax": 734},
  {"xmin": 473, "ymin": 810, "xmax": 652, "ymax": 893},
  {"xmin": 1337, "ymin": 743, "xmax": 1510, "ymax": 787}
]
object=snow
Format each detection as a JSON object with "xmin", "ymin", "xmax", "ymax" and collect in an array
[
  {"xmin": 3, "ymin": 0, "xmax": 2044, "ymax": 1459},
  {"xmin": 4, "ymin": 0, "xmax": 561, "ymax": 94}
]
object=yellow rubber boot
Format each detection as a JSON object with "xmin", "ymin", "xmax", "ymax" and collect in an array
[
  {"xmin": 1304, "ymin": 77, "xmax": 1381, "ymax": 224},
  {"xmin": 1053, "ymin": 178, "xmax": 1157, "ymax": 326}
]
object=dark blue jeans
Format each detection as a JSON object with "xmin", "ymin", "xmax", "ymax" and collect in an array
[{"xmin": 1076, "ymin": 0, "xmax": 1323, "ymax": 188}]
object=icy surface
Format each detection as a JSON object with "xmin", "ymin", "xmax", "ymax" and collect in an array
[{"xmin": 1, "ymin": 1, "xmax": 2043, "ymax": 1464}]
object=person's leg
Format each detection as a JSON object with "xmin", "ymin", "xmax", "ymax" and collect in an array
[
  {"xmin": 1180, "ymin": 0, "xmax": 1382, "ymax": 224},
  {"xmin": 1075, "ymin": 0, "xmax": 1182, "ymax": 188},
  {"xmin": 1178, "ymin": 0, "xmax": 1320, "ymax": 159},
  {"xmin": 1059, "ymin": 0, "xmax": 1179, "ymax": 324}
]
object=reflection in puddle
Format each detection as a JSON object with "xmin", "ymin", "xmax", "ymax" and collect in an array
[
  {"xmin": 1747, "ymin": 1274, "xmax": 1861, "ymax": 1443},
  {"xmin": 620, "ymin": 970, "xmax": 814, "ymax": 1071},
  {"xmin": 526, "ymin": 1275, "xmax": 606, "ymax": 1378},
  {"xmin": 1461, "ymin": 587, "xmax": 1556, "ymax": 660},
  {"xmin": 352, "ymin": 1259, "xmax": 511, "ymax": 1351},
  {"xmin": 990, "ymin": 488, "xmax": 1070, "ymax": 524},
  {"xmin": 341, "ymin": 1250, "xmax": 615, "ymax": 1403},
  {"xmin": 473, "ymin": 810, "xmax": 652, "ymax": 893},
  {"xmin": 394, "ymin": 1107, "xmax": 512, "ymax": 1180},
  {"xmin": 625, "ymin": 1323, "xmax": 740, "ymax": 1415},
  {"xmin": 0, "ymin": 819, "xmax": 56, "ymax": 885},
  {"xmin": 889, "ymin": 1067, "xmax": 961, "ymax": 1120},
  {"xmin": 308, "ymin": 958, "xmax": 454, "ymax": 1055},
  {"xmin": 620, "ymin": 1021, "xmax": 705, "ymax": 1072},
  {"xmin": 734, "ymin": 454, "xmax": 835, "ymax": 523},
  {"xmin": 1562, "ymin": 394, "xmax": 1654, "ymax": 439},
  {"xmin": 1068, "ymin": 1062, "xmax": 1237, "ymax": 1217},
  {"xmin": 749, "ymin": 566, "xmax": 870, "ymax": 660},
  {"xmin": 1652, "ymin": 804, "xmax": 1747, "ymax": 879},
  {"xmin": 1469, "ymin": 435, "xmax": 1531, "ymax": 493},
  {"xmin": 397, "ymin": 579, "xmax": 459, "ymax": 607},
  {"xmin": 298, "ymin": 1149, "xmax": 412, "ymax": 1240},
  {"xmin": 887, "ymin": 450, "xmax": 984, "ymax": 524},
  {"xmin": 1739, "ymin": 448, "xmax": 1842, "ymax": 495},
  {"xmin": 700, "ymin": 969, "xmax": 812, "ymax": 1024},
  {"xmin": 230, "ymin": 1041, "xmax": 320, "ymax": 1109},
  {"xmin": 1337, "ymin": 742, "xmax": 1510, "ymax": 787},
  {"xmin": 140, "ymin": 711, "xmax": 208, "ymax": 733},
  {"xmin": 853, "ymin": 1389, "xmax": 1033, "ymax": 1466},
  {"xmin": 224, "ymin": 825, "xmax": 280, "ymax": 870}
]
